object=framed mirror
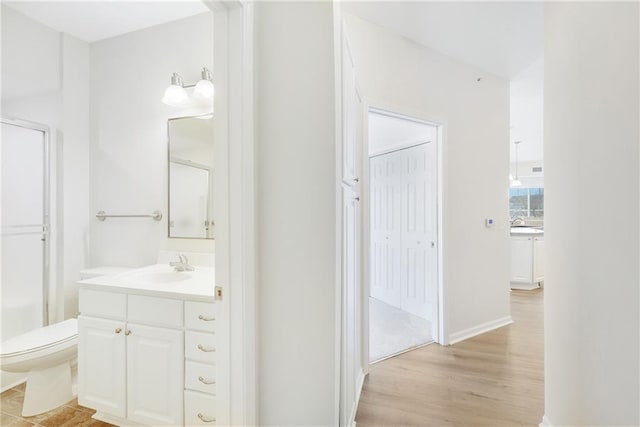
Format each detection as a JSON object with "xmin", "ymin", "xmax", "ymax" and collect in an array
[{"xmin": 167, "ymin": 114, "xmax": 214, "ymax": 239}]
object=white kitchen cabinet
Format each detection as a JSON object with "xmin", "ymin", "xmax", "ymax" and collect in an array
[
  {"xmin": 533, "ymin": 236, "xmax": 544, "ymax": 283},
  {"xmin": 77, "ymin": 316, "xmax": 126, "ymax": 418},
  {"xmin": 510, "ymin": 234, "xmax": 544, "ymax": 290}
]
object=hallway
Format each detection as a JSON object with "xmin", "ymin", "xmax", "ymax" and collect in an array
[{"xmin": 356, "ymin": 289, "xmax": 544, "ymax": 426}]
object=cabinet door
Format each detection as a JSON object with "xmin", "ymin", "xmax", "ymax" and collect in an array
[
  {"xmin": 511, "ymin": 236, "xmax": 533, "ymax": 283},
  {"xmin": 341, "ymin": 185, "xmax": 359, "ymax": 426},
  {"xmin": 126, "ymin": 323, "xmax": 184, "ymax": 426},
  {"xmin": 78, "ymin": 316, "xmax": 126, "ymax": 417},
  {"xmin": 533, "ymin": 237, "xmax": 544, "ymax": 283},
  {"xmin": 369, "ymin": 151, "xmax": 403, "ymax": 308},
  {"xmin": 342, "ymin": 38, "xmax": 361, "ymax": 184}
]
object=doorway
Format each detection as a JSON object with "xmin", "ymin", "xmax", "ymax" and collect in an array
[{"xmin": 365, "ymin": 108, "xmax": 441, "ymax": 363}]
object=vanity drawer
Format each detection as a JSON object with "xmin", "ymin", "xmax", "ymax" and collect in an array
[
  {"xmin": 184, "ymin": 390, "xmax": 216, "ymax": 426},
  {"xmin": 79, "ymin": 289, "xmax": 126, "ymax": 319},
  {"xmin": 185, "ymin": 331, "xmax": 216, "ymax": 364},
  {"xmin": 185, "ymin": 302, "xmax": 217, "ymax": 332},
  {"xmin": 127, "ymin": 295, "xmax": 183, "ymax": 328},
  {"xmin": 185, "ymin": 361, "xmax": 216, "ymax": 395}
]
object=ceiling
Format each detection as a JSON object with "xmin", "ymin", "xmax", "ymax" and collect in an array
[
  {"xmin": 3, "ymin": 1, "xmax": 209, "ymax": 43},
  {"xmin": 341, "ymin": 1, "xmax": 543, "ymax": 79}
]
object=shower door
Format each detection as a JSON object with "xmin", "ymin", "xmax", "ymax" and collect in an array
[{"xmin": 1, "ymin": 119, "xmax": 50, "ymax": 341}]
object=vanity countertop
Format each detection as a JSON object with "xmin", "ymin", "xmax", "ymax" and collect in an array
[
  {"xmin": 510, "ymin": 227, "xmax": 544, "ymax": 236},
  {"xmin": 78, "ymin": 263, "xmax": 216, "ymax": 302}
]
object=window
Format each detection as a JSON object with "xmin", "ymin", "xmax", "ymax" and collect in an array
[{"xmin": 509, "ymin": 187, "xmax": 544, "ymax": 218}]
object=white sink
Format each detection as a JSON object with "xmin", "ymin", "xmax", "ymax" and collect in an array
[
  {"xmin": 128, "ymin": 270, "xmax": 192, "ymax": 284},
  {"xmin": 78, "ymin": 263, "xmax": 215, "ymax": 300}
]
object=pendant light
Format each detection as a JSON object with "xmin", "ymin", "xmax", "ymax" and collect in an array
[
  {"xmin": 193, "ymin": 67, "xmax": 214, "ymax": 101},
  {"xmin": 511, "ymin": 140, "xmax": 522, "ymax": 187},
  {"xmin": 162, "ymin": 73, "xmax": 189, "ymax": 107}
]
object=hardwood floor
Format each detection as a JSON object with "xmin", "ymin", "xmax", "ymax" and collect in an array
[{"xmin": 356, "ymin": 289, "xmax": 544, "ymax": 426}]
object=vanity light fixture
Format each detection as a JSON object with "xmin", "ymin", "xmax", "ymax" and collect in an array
[
  {"xmin": 511, "ymin": 140, "xmax": 522, "ymax": 187},
  {"xmin": 162, "ymin": 68, "xmax": 214, "ymax": 107},
  {"xmin": 193, "ymin": 68, "xmax": 214, "ymax": 101},
  {"xmin": 162, "ymin": 73, "xmax": 189, "ymax": 107}
]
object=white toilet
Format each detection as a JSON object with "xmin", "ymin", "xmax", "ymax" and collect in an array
[
  {"xmin": 0, "ymin": 267, "xmax": 131, "ymax": 416},
  {"xmin": 0, "ymin": 319, "xmax": 78, "ymax": 416}
]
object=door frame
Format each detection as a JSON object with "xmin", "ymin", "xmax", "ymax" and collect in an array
[
  {"xmin": 361, "ymin": 102, "xmax": 446, "ymax": 374},
  {"xmin": 0, "ymin": 117, "xmax": 53, "ymax": 327},
  {"xmin": 205, "ymin": 0, "xmax": 256, "ymax": 424}
]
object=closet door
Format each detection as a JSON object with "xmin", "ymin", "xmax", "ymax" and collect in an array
[
  {"xmin": 369, "ymin": 151, "xmax": 402, "ymax": 309},
  {"xmin": 400, "ymin": 143, "xmax": 437, "ymax": 321}
]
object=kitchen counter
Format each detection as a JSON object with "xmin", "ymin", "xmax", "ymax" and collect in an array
[
  {"xmin": 78, "ymin": 263, "xmax": 216, "ymax": 302},
  {"xmin": 510, "ymin": 227, "xmax": 544, "ymax": 236}
]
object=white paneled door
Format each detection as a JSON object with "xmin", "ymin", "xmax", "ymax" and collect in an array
[
  {"xmin": 370, "ymin": 142, "xmax": 437, "ymax": 322},
  {"xmin": 369, "ymin": 151, "xmax": 402, "ymax": 308}
]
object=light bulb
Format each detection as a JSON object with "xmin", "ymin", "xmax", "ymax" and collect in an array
[
  {"xmin": 162, "ymin": 73, "xmax": 189, "ymax": 107},
  {"xmin": 194, "ymin": 79, "xmax": 214, "ymax": 100},
  {"xmin": 162, "ymin": 84, "xmax": 189, "ymax": 106}
]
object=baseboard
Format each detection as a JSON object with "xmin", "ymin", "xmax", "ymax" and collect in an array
[
  {"xmin": 539, "ymin": 414, "xmax": 553, "ymax": 426},
  {"xmin": 448, "ymin": 316, "xmax": 513, "ymax": 345},
  {"xmin": 348, "ymin": 369, "xmax": 366, "ymax": 427}
]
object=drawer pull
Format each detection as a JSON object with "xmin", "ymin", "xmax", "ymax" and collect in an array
[
  {"xmin": 198, "ymin": 315, "xmax": 215, "ymax": 321},
  {"xmin": 198, "ymin": 376, "xmax": 216, "ymax": 385},
  {"xmin": 197, "ymin": 413, "xmax": 216, "ymax": 423},
  {"xmin": 197, "ymin": 344, "xmax": 216, "ymax": 353}
]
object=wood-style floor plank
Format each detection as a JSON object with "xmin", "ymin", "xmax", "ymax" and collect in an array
[{"xmin": 355, "ymin": 289, "xmax": 544, "ymax": 426}]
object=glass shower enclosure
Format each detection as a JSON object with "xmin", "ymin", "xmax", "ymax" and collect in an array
[{"xmin": 1, "ymin": 118, "xmax": 50, "ymax": 342}]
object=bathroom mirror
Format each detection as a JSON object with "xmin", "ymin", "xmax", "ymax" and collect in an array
[{"xmin": 168, "ymin": 114, "xmax": 214, "ymax": 239}]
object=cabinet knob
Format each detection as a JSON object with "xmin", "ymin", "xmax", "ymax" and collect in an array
[
  {"xmin": 115, "ymin": 328, "xmax": 122, "ymax": 334},
  {"xmin": 197, "ymin": 413, "xmax": 216, "ymax": 423},
  {"xmin": 125, "ymin": 330, "xmax": 131, "ymax": 336},
  {"xmin": 431, "ymin": 241, "xmax": 435, "ymax": 248},
  {"xmin": 198, "ymin": 315, "xmax": 215, "ymax": 321},
  {"xmin": 198, "ymin": 376, "xmax": 216, "ymax": 385}
]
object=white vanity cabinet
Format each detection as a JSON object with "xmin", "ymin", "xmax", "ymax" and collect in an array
[
  {"xmin": 183, "ymin": 301, "xmax": 218, "ymax": 426},
  {"xmin": 510, "ymin": 233, "xmax": 544, "ymax": 290},
  {"xmin": 78, "ymin": 288, "xmax": 217, "ymax": 426}
]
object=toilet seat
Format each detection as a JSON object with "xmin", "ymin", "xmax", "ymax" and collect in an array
[{"xmin": 0, "ymin": 319, "xmax": 77, "ymax": 366}]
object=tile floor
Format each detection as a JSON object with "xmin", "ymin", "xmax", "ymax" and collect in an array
[
  {"xmin": 0, "ymin": 383, "xmax": 114, "ymax": 427},
  {"xmin": 369, "ymin": 297, "xmax": 433, "ymax": 362}
]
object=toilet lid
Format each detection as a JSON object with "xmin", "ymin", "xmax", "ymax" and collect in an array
[{"xmin": 0, "ymin": 319, "xmax": 77, "ymax": 357}]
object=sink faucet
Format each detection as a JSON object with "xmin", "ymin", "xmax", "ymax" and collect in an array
[
  {"xmin": 510, "ymin": 216, "xmax": 526, "ymax": 226},
  {"xmin": 170, "ymin": 254, "xmax": 194, "ymax": 272}
]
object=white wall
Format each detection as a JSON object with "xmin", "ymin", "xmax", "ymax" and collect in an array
[
  {"xmin": 1, "ymin": 5, "xmax": 60, "ymax": 101},
  {"xmin": 254, "ymin": 2, "xmax": 338, "ymax": 424},
  {"xmin": 60, "ymin": 34, "xmax": 91, "ymax": 319},
  {"xmin": 1, "ymin": 7, "xmax": 93, "ymax": 321},
  {"xmin": 89, "ymin": 12, "xmax": 214, "ymax": 268},
  {"xmin": 510, "ymin": 57, "xmax": 543, "ymax": 163},
  {"xmin": 544, "ymin": 2, "xmax": 639, "ymax": 425},
  {"xmin": 344, "ymin": 14, "xmax": 511, "ymax": 341},
  {"xmin": 368, "ymin": 110, "xmax": 435, "ymax": 156}
]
